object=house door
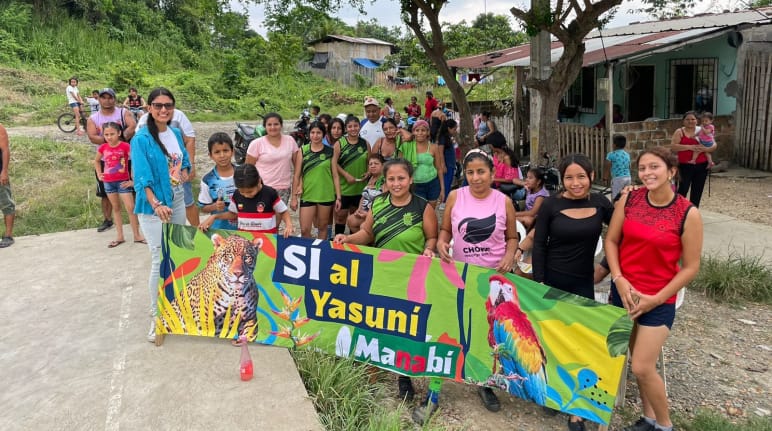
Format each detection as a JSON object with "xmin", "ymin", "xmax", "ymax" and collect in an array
[{"xmin": 626, "ymin": 66, "xmax": 655, "ymax": 121}]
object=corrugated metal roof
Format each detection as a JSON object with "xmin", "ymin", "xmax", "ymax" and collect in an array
[
  {"xmin": 587, "ymin": 7, "xmax": 771, "ymax": 36},
  {"xmin": 448, "ymin": 7, "xmax": 771, "ymax": 69},
  {"xmin": 310, "ymin": 35, "xmax": 394, "ymax": 46}
]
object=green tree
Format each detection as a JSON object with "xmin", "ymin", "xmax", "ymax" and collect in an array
[
  {"xmin": 354, "ymin": 18, "xmax": 403, "ymax": 44},
  {"xmin": 470, "ymin": 13, "xmax": 526, "ymax": 52},
  {"xmin": 264, "ymin": 4, "xmax": 354, "ymax": 43}
]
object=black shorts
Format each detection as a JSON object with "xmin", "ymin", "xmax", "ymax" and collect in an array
[
  {"xmin": 609, "ymin": 284, "xmax": 676, "ymax": 330},
  {"xmin": 339, "ymin": 195, "xmax": 360, "ymax": 210},
  {"xmin": 300, "ymin": 200, "xmax": 335, "ymax": 208},
  {"xmin": 94, "ymin": 161, "xmax": 106, "ymax": 198}
]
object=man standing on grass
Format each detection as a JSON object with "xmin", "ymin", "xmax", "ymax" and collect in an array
[
  {"xmin": 136, "ymin": 107, "xmax": 199, "ymax": 226},
  {"xmin": 86, "ymin": 88, "xmax": 137, "ymax": 233},
  {"xmin": 0, "ymin": 124, "xmax": 15, "ymax": 248}
]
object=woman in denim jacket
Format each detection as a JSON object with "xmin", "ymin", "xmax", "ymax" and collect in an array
[{"xmin": 131, "ymin": 87, "xmax": 191, "ymax": 343}]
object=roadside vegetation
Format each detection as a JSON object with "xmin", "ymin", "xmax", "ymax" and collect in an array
[
  {"xmin": 292, "ymin": 347, "xmax": 444, "ymax": 431},
  {"xmin": 692, "ymin": 252, "xmax": 772, "ymax": 304}
]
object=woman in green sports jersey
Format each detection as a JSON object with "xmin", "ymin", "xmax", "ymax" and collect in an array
[
  {"xmin": 333, "ymin": 157, "xmax": 438, "ymax": 405},
  {"xmin": 291, "ymin": 121, "xmax": 341, "ymax": 240},
  {"xmin": 334, "ymin": 115, "xmax": 370, "ymax": 235}
]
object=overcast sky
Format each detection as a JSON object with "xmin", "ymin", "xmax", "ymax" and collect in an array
[{"xmin": 231, "ymin": 0, "xmax": 729, "ymax": 37}]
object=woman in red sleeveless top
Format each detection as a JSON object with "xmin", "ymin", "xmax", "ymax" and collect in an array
[
  {"xmin": 605, "ymin": 146, "xmax": 703, "ymax": 431},
  {"xmin": 670, "ymin": 111, "xmax": 715, "ymax": 207}
]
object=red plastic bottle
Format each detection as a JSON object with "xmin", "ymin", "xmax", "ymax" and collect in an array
[{"xmin": 239, "ymin": 336, "xmax": 253, "ymax": 381}]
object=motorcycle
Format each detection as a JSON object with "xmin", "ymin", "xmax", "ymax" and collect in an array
[
  {"xmin": 520, "ymin": 152, "xmax": 561, "ymax": 194},
  {"xmin": 289, "ymin": 100, "xmax": 313, "ymax": 147},
  {"xmin": 233, "ymin": 101, "xmax": 268, "ymax": 165}
]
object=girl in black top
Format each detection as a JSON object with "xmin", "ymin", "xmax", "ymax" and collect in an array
[{"xmin": 531, "ymin": 153, "xmax": 612, "ymax": 431}]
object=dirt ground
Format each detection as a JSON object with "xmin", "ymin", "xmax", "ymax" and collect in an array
[{"xmin": 7, "ymin": 123, "xmax": 772, "ymax": 430}]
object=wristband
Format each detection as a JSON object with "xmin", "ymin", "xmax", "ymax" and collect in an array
[
  {"xmin": 611, "ymin": 274, "xmax": 624, "ymax": 283},
  {"xmin": 152, "ymin": 199, "xmax": 162, "ymax": 209}
]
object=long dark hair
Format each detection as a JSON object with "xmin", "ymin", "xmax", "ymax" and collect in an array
[
  {"xmin": 489, "ymin": 133, "xmax": 519, "ymax": 167},
  {"xmin": 146, "ymin": 87, "xmax": 176, "ymax": 157},
  {"xmin": 328, "ymin": 118, "xmax": 345, "ymax": 143}
]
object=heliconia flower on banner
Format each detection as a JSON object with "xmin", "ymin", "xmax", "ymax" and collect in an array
[
  {"xmin": 280, "ymin": 290, "xmax": 303, "ymax": 312},
  {"xmin": 295, "ymin": 332, "xmax": 321, "ymax": 347},
  {"xmin": 271, "ymin": 326, "xmax": 293, "ymax": 339}
]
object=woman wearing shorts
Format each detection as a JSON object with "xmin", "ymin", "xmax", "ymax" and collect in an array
[{"xmin": 605, "ymin": 146, "xmax": 703, "ymax": 431}]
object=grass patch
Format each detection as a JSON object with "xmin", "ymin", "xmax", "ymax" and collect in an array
[
  {"xmin": 693, "ymin": 252, "xmax": 772, "ymax": 304},
  {"xmin": 292, "ymin": 348, "xmax": 444, "ymax": 431},
  {"xmin": 677, "ymin": 411, "xmax": 772, "ymax": 431},
  {"xmin": 10, "ymin": 137, "xmax": 101, "ymax": 235}
]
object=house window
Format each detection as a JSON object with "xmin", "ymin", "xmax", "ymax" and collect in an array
[
  {"xmin": 668, "ymin": 58, "xmax": 717, "ymax": 117},
  {"xmin": 563, "ymin": 67, "xmax": 596, "ymax": 113}
]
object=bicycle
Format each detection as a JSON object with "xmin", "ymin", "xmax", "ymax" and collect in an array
[{"xmin": 57, "ymin": 104, "xmax": 90, "ymax": 133}]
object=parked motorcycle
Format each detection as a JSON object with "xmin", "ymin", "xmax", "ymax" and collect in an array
[
  {"xmin": 233, "ymin": 101, "xmax": 268, "ymax": 165},
  {"xmin": 289, "ymin": 100, "xmax": 313, "ymax": 147},
  {"xmin": 520, "ymin": 152, "xmax": 561, "ymax": 194}
]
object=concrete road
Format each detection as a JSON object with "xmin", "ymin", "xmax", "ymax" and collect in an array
[
  {"xmin": 701, "ymin": 210, "xmax": 772, "ymax": 267},
  {"xmin": 0, "ymin": 229, "xmax": 321, "ymax": 431}
]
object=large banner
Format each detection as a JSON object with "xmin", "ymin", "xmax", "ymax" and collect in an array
[{"xmin": 157, "ymin": 225, "xmax": 631, "ymax": 425}]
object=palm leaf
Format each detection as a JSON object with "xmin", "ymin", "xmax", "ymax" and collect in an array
[
  {"xmin": 169, "ymin": 223, "xmax": 197, "ymax": 250},
  {"xmin": 606, "ymin": 315, "xmax": 633, "ymax": 357},
  {"xmin": 542, "ymin": 287, "xmax": 602, "ymax": 307}
]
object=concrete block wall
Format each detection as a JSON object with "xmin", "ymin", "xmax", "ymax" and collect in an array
[{"xmin": 612, "ymin": 115, "xmax": 734, "ymax": 163}]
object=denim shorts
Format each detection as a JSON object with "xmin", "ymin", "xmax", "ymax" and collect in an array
[
  {"xmin": 183, "ymin": 181, "xmax": 194, "ymax": 207},
  {"xmin": 69, "ymin": 102, "xmax": 80, "ymax": 108},
  {"xmin": 414, "ymin": 177, "xmax": 441, "ymax": 201},
  {"xmin": 0, "ymin": 184, "xmax": 15, "ymax": 215},
  {"xmin": 610, "ymin": 283, "xmax": 676, "ymax": 330},
  {"xmin": 103, "ymin": 180, "xmax": 133, "ymax": 194}
]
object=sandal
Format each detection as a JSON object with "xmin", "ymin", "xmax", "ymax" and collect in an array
[
  {"xmin": 134, "ymin": 239, "xmax": 147, "ymax": 244},
  {"xmin": 568, "ymin": 417, "xmax": 586, "ymax": 431},
  {"xmin": 477, "ymin": 386, "xmax": 501, "ymax": 412},
  {"xmin": 108, "ymin": 240, "xmax": 125, "ymax": 248}
]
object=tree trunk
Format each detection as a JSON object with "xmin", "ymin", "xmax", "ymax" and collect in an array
[
  {"xmin": 539, "ymin": 91, "xmax": 561, "ymax": 158},
  {"xmin": 446, "ymin": 80, "xmax": 475, "ymax": 156}
]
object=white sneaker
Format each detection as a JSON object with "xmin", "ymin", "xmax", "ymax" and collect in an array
[{"xmin": 147, "ymin": 321, "xmax": 156, "ymax": 343}]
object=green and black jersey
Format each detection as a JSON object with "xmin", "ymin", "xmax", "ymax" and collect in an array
[
  {"xmin": 301, "ymin": 143, "xmax": 335, "ymax": 203},
  {"xmin": 371, "ymin": 193, "xmax": 428, "ymax": 254},
  {"xmin": 338, "ymin": 136, "xmax": 369, "ymax": 197}
]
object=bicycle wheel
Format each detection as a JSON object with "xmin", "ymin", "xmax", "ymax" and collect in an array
[{"xmin": 57, "ymin": 112, "xmax": 77, "ymax": 133}]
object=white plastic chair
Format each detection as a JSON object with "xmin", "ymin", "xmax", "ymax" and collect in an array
[{"xmin": 515, "ymin": 221, "xmax": 532, "ymax": 274}]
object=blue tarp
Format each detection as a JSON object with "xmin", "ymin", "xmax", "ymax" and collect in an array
[{"xmin": 352, "ymin": 58, "xmax": 381, "ymax": 69}]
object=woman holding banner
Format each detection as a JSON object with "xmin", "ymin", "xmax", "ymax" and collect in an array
[
  {"xmin": 131, "ymin": 87, "xmax": 191, "ymax": 344},
  {"xmin": 333, "ymin": 158, "xmax": 437, "ymax": 408},
  {"xmin": 532, "ymin": 153, "xmax": 613, "ymax": 431},
  {"xmin": 429, "ymin": 148, "xmax": 519, "ymax": 422},
  {"xmin": 604, "ymin": 146, "xmax": 702, "ymax": 431}
]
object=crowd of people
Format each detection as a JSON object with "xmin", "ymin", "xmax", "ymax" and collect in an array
[{"xmin": 0, "ymin": 80, "xmax": 713, "ymax": 431}]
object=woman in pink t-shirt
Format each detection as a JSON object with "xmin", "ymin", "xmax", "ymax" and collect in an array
[
  {"xmin": 245, "ymin": 113, "xmax": 301, "ymax": 210},
  {"xmin": 432, "ymin": 148, "xmax": 519, "ymax": 415}
]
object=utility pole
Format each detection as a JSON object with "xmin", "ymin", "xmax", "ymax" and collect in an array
[{"xmin": 528, "ymin": 0, "xmax": 551, "ymax": 163}]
